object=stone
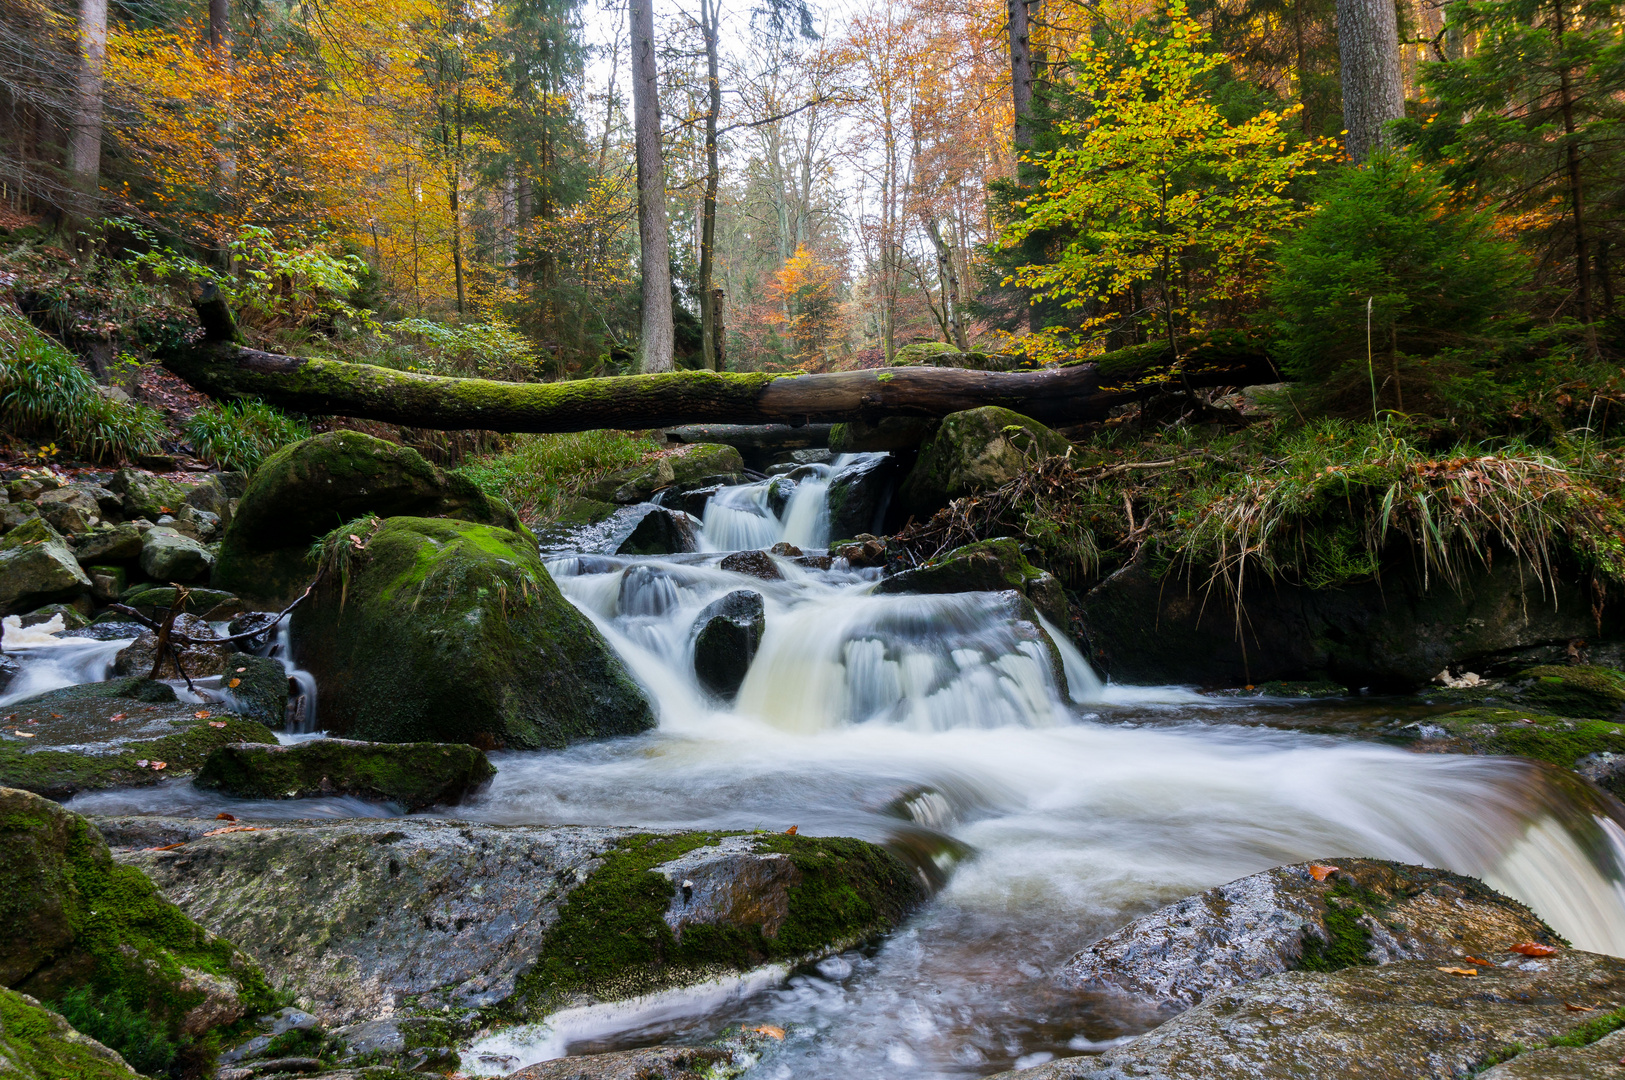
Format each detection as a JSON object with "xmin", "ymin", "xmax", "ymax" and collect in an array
[
  {"xmin": 0, "ymin": 788, "xmax": 275, "ymax": 1077},
  {"xmin": 613, "ymin": 506, "xmax": 700, "ymax": 556},
  {"xmin": 36, "ymin": 487, "xmax": 99, "ymax": 535},
  {"xmin": 292, "ymin": 517, "xmax": 653, "ymax": 749},
  {"xmin": 182, "ymin": 472, "xmax": 247, "ymax": 526},
  {"xmin": 113, "ymin": 821, "xmax": 923, "ymax": 1032},
  {"xmin": 139, "ymin": 526, "xmax": 215, "ymax": 582},
  {"xmin": 107, "ymin": 468, "xmax": 188, "ymax": 519},
  {"xmin": 0, "ymin": 654, "xmax": 18, "ymax": 694},
  {"xmin": 827, "ymin": 453, "xmax": 901, "ymax": 541},
  {"xmin": 833, "ymin": 535, "xmax": 887, "ymax": 569},
  {"xmin": 1061, "ymin": 859, "xmax": 1561, "ymax": 1014},
  {"xmin": 718, "ymin": 549, "xmax": 780, "ymax": 580},
  {"xmin": 114, "ymin": 613, "xmax": 231, "ymax": 679},
  {"xmin": 214, "ymin": 432, "xmax": 524, "ymax": 606},
  {"xmin": 830, "ymin": 416, "xmax": 938, "ymax": 453},
  {"xmin": 0, "ymin": 517, "xmax": 91, "ymax": 616},
  {"xmin": 1478, "ymin": 1028, "xmax": 1625, "ymax": 1079},
  {"xmin": 0, "ymin": 501, "xmax": 38, "ymax": 534},
  {"xmin": 195, "ymin": 738, "xmax": 495, "ymax": 810},
  {"xmin": 86, "ymin": 565, "xmax": 126, "ymax": 603},
  {"xmin": 19, "ymin": 603, "xmax": 90, "ymax": 631},
  {"xmin": 72, "ymin": 522, "xmax": 144, "ymax": 564},
  {"xmin": 877, "ymin": 538, "xmax": 1069, "ymax": 627},
  {"xmin": 1512, "ymin": 664, "xmax": 1625, "ymax": 719},
  {"xmin": 899, "ymin": 407, "xmax": 1073, "ymax": 518},
  {"xmin": 0, "ymin": 987, "xmax": 138, "ymax": 1079},
  {"xmin": 7, "ymin": 475, "xmax": 61, "ymax": 503},
  {"xmin": 692, "ymin": 590, "xmax": 766, "ymax": 698},
  {"xmin": 119, "ymin": 585, "xmax": 239, "ymax": 614},
  {"xmin": 0, "ymin": 678, "xmax": 278, "ymax": 797},
  {"xmin": 1079, "ymin": 553, "xmax": 1616, "ymax": 691},
  {"xmin": 534, "ymin": 497, "xmax": 621, "ymax": 551},
  {"xmin": 1406, "ymin": 707, "xmax": 1625, "ymax": 797},
  {"xmin": 220, "ymin": 654, "xmax": 292, "ymax": 729},
  {"xmin": 176, "ymin": 504, "xmax": 222, "ymax": 541},
  {"xmin": 505, "ymin": 1046, "xmax": 729, "ymax": 1080},
  {"xmin": 582, "ymin": 444, "xmax": 746, "ymax": 505},
  {"xmin": 991, "ymin": 950, "xmax": 1625, "ymax": 1080}
]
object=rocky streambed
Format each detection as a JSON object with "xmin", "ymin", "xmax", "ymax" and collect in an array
[{"xmin": 7, "ymin": 415, "xmax": 1625, "ymax": 1079}]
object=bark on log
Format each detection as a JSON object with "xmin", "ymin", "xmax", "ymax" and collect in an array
[
  {"xmin": 164, "ymin": 299, "xmax": 1276, "ymax": 434},
  {"xmin": 665, "ymin": 423, "xmax": 834, "ymax": 451}
]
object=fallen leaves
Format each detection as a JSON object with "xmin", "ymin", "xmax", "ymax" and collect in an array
[
  {"xmin": 1510, "ymin": 942, "xmax": 1559, "ymax": 957},
  {"xmin": 109, "ymin": 712, "xmax": 127, "ymax": 722},
  {"xmin": 13, "ymin": 730, "xmax": 35, "ymax": 738},
  {"xmin": 1566, "ymin": 1002, "xmax": 1594, "ymax": 1012},
  {"xmin": 746, "ymin": 1024, "xmax": 786, "ymax": 1040},
  {"xmin": 201, "ymin": 825, "xmax": 258, "ymax": 837},
  {"xmin": 134, "ymin": 759, "xmax": 167, "ymax": 770},
  {"xmin": 1437, "ymin": 966, "xmax": 1477, "ymax": 977},
  {"xmin": 1309, "ymin": 864, "xmax": 1339, "ymax": 882},
  {"xmin": 208, "ymin": 721, "xmax": 227, "ymax": 728},
  {"xmin": 216, "ymin": 812, "xmax": 236, "ymax": 821},
  {"xmin": 194, "ymin": 710, "xmax": 211, "ymax": 719},
  {"xmin": 1463, "ymin": 956, "xmax": 1495, "ymax": 967},
  {"xmin": 228, "ymin": 678, "xmax": 241, "ymax": 688},
  {"xmin": 784, "ymin": 825, "xmax": 798, "ymax": 836}
]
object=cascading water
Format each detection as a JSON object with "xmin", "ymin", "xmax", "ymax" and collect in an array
[{"xmin": 0, "ymin": 614, "xmax": 133, "ymax": 707}]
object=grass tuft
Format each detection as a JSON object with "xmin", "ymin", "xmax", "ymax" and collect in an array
[
  {"xmin": 455, "ymin": 430, "xmax": 662, "ymax": 524},
  {"xmin": 184, "ymin": 399, "xmax": 311, "ymax": 473}
]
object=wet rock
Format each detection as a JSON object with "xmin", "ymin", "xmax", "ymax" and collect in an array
[
  {"xmin": 827, "ymin": 453, "xmax": 900, "ymax": 541},
  {"xmin": 7, "ymin": 474, "xmax": 61, "ymax": 503},
  {"xmin": 120, "ymin": 584, "xmax": 239, "ymax": 614},
  {"xmin": 182, "ymin": 471, "xmax": 247, "ymax": 526},
  {"xmin": 176, "ymin": 504, "xmax": 222, "ymax": 541},
  {"xmin": 0, "ymin": 517, "xmax": 91, "ymax": 615},
  {"xmin": 1080, "ymin": 553, "xmax": 1615, "ymax": 691},
  {"xmin": 1407, "ymin": 708, "xmax": 1625, "ymax": 796},
  {"xmin": 114, "ymin": 821, "xmax": 923, "ymax": 1030},
  {"xmin": 85, "ymin": 565, "xmax": 126, "ymax": 602},
  {"xmin": 0, "ymin": 500, "xmax": 39, "ymax": 534},
  {"xmin": 114, "ymin": 612, "xmax": 231, "ymax": 678},
  {"xmin": 718, "ymin": 549, "xmax": 780, "ymax": 580},
  {"xmin": 899, "ymin": 407, "xmax": 1073, "ymax": 518},
  {"xmin": 830, "ymin": 416, "xmax": 938, "ymax": 453},
  {"xmin": 1513, "ymin": 664, "xmax": 1625, "ymax": 719},
  {"xmin": 0, "ymin": 653, "xmax": 18, "ymax": 694},
  {"xmin": 994, "ymin": 949, "xmax": 1625, "ymax": 1080},
  {"xmin": 107, "ymin": 467, "xmax": 188, "ymax": 520},
  {"xmin": 139, "ymin": 526, "xmax": 214, "ymax": 582},
  {"xmin": 614, "ymin": 506, "xmax": 700, "ymax": 556},
  {"xmin": 1061, "ymin": 859, "xmax": 1561, "ymax": 1014},
  {"xmin": 196, "ymin": 738, "xmax": 495, "ymax": 810},
  {"xmin": 535, "ymin": 497, "xmax": 620, "ymax": 551},
  {"xmin": 769, "ymin": 541, "xmax": 802, "ymax": 557},
  {"xmin": 0, "ymin": 678, "xmax": 278, "ymax": 797},
  {"xmin": 35, "ymin": 487, "xmax": 99, "ymax": 535},
  {"xmin": 0, "ymin": 788, "xmax": 275, "ymax": 1074},
  {"xmin": 215, "ymin": 432, "xmax": 524, "ymax": 606},
  {"xmin": 220, "ymin": 654, "xmax": 292, "ymax": 729},
  {"xmin": 72, "ymin": 522, "xmax": 144, "ymax": 565},
  {"xmin": 505, "ymin": 1045, "xmax": 729, "ymax": 1080},
  {"xmin": 0, "ymin": 987, "xmax": 139, "ymax": 1079},
  {"xmin": 293, "ymin": 517, "xmax": 653, "ymax": 749},
  {"xmin": 878, "ymin": 538, "xmax": 1069, "ymax": 627},
  {"xmin": 1478, "ymin": 1028, "xmax": 1625, "ymax": 1078},
  {"xmin": 692, "ymin": 589, "xmax": 765, "ymax": 697},
  {"xmin": 833, "ymin": 535, "xmax": 886, "ymax": 569},
  {"xmin": 583, "ymin": 444, "xmax": 745, "ymax": 504}
]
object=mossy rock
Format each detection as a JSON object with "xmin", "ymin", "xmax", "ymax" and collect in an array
[
  {"xmin": 117, "ymin": 586, "xmax": 240, "ymax": 615},
  {"xmin": 107, "ymin": 469, "xmax": 189, "ymax": 521},
  {"xmin": 214, "ymin": 432, "xmax": 525, "ymax": 606},
  {"xmin": 217, "ymin": 654, "xmax": 290, "ymax": 729},
  {"xmin": 510, "ymin": 831, "xmax": 926, "ymax": 1018},
  {"xmin": 0, "ymin": 987, "xmax": 137, "ymax": 1079},
  {"xmin": 292, "ymin": 517, "xmax": 654, "ymax": 749},
  {"xmin": 195, "ymin": 738, "xmax": 495, "ymax": 810},
  {"xmin": 1418, "ymin": 707, "xmax": 1625, "ymax": 783},
  {"xmin": 0, "ymin": 787, "xmax": 275, "ymax": 1077},
  {"xmin": 0, "ymin": 678, "xmax": 278, "ymax": 798},
  {"xmin": 582, "ymin": 444, "xmax": 745, "ymax": 505},
  {"xmin": 875, "ymin": 537, "xmax": 1068, "ymax": 627},
  {"xmin": 1513, "ymin": 665, "xmax": 1625, "ymax": 720},
  {"xmin": 898, "ymin": 407, "xmax": 1072, "ymax": 518},
  {"xmin": 0, "ymin": 516, "xmax": 91, "ymax": 616}
]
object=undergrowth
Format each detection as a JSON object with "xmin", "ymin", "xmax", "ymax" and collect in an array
[
  {"xmin": 455, "ymin": 429, "xmax": 661, "ymax": 523},
  {"xmin": 185, "ymin": 399, "xmax": 311, "ymax": 473},
  {"xmin": 0, "ymin": 312, "xmax": 167, "ymax": 463}
]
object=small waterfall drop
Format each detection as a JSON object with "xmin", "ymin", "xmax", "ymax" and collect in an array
[
  {"xmin": 697, "ymin": 454, "xmax": 885, "ymax": 552},
  {"xmin": 0, "ymin": 615, "xmax": 132, "ymax": 706}
]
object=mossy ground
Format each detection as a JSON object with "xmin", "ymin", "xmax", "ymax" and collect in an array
[
  {"xmin": 1296, "ymin": 877, "xmax": 1383, "ymax": 972},
  {"xmin": 509, "ymin": 832, "xmax": 924, "ymax": 1019},
  {"xmin": 1429, "ymin": 708, "xmax": 1625, "ymax": 769}
]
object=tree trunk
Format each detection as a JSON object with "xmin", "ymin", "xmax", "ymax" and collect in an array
[
  {"xmin": 171, "ymin": 296, "xmax": 1275, "ymax": 432},
  {"xmin": 699, "ymin": 0, "xmax": 722, "ymax": 371},
  {"xmin": 66, "ymin": 0, "xmax": 107, "ymax": 226},
  {"xmin": 631, "ymin": 0, "xmax": 674, "ymax": 373},
  {"xmin": 1335, "ymin": 0, "xmax": 1405, "ymax": 162},
  {"xmin": 1008, "ymin": 0, "xmax": 1034, "ymax": 149},
  {"xmin": 926, "ymin": 217, "xmax": 969, "ymax": 350},
  {"xmin": 1551, "ymin": 0, "xmax": 1593, "ymax": 329}
]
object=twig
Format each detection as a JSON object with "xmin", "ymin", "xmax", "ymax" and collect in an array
[{"xmin": 112, "ymin": 585, "xmax": 313, "ymax": 648}]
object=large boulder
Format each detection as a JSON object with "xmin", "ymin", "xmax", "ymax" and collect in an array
[
  {"xmin": 1061, "ymin": 859, "xmax": 1561, "ymax": 1014},
  {"xmin": 827, "ymin": 453, "xmax": 902, "ymax": 541},
  {"xmin": 0, "ymin": 678, "xmax": 278, "ymax": 798},
  {"xmin": 1080, "ymin": 554, "xmax": 1615, "ymax": 690},
  {"xmin": 877, "ymin": 538, "xmax": 1068, "ymax": 627},
  {"xmin": 71, "ymin": 522, "xmax": 144, "ymax": 565},
  {"xmin": 139, "ymin": 526, "xmax": 214, "ymax": 582},
  {"xmin": 692, "ymin": 590, "xmax": 766, "ymax": 697},
  {"xmin": 0, "ymin": 987, "xmax": 138, "ymax": 1080},
  {"xmin": 0, "ymin": 518, "xmax": 91, "ymax": 616},
  {"xmin": 614, "ymin": 506, "xmax": 701, "ymax": 556},
  {"xmin": 195, "ymin": 738, "xmax": 495, "ymax": 810},
  {"xmin": 0, "ymin": 788, "xmax": 275, "ymax": 1077},
  {"xmin": 106, "ymin": 468, "xmax": 188, "ymax": 520},
  {"xmin": 899, "ymin": 407, "xmax": 1072, "ymax": 518},
  {"xmin": 220, "ymin": 654, "xmax": 292, "ymax": 729},
  {"xmin": 292, "ymin": 516, "xmax": 653, "ymax": 749},
  {"xmin": 111, "ymin": 819, "xmax": 924, "ymax": 1040},
  {"xmin": 994, "ymin": 950, "xmax": 1625, "ymax": 1080},
  {"xmin": 214, "ymin": 432, "xmax": 524, "ymax": 605}
]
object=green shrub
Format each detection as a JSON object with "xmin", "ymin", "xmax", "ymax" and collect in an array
[
  {"xmin": 456, "ymin": 430, "xmax": 661, "ymax": 522},
  {"xmin": 0, "ymin": 314, "xmax": 168, "ymax": 463},
  {"xmin": 185, "ymin": 400, "xmax": 311, "ymax": 473},
  {"xmin": 1271, "ymin": 154, "xmax": 1527, "ymax": 390}
]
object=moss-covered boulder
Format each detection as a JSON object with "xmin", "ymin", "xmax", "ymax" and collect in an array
[
  {"xmin": 1512, "ymin": 665, "xmax": 1625, "ymax": 719},
  {"xmin": 292, "ymin": 516, "xmax": 653, "ymax": 749},
  {"xmin": 582, "ymin": 444, "xmax": 745, "ymax": 505},
  {"xmin": 220, "ymin": 654, "xmax": 291, "ymax": 729},
  {"xmin": 1410, "ymin": 707, "xmax": 1625, "ymax": 796},
  {"xmin": 0, "ymin": 788, "xmax": 275, "ymax": 1077},
  {"xmin": 214, "ymin": 432, "xmax": 525, "ymax": 605},
  {"xmin": 107, "ymin": 469, "xmax": 188, "ymax": 521},
  {"xmin": 118, "ymin": 585, "xmax": 239, "ymax": 614},
  {"xmin": 898, "ymin": 407, "xmax": 1072, "ymax": 518},
  {"xmin": 196, "ymin": 738, "xmax": 495, "ymax": 810},
  {"xmin": 0, "ymin": 987, "xmax": 138, "ymax": 1079},
  {"xmin": 113, "ymin": 613, "xmax": 231, "ymax": 679},
  {"xmin": 0, "ymin": 517, "xmax": 91, "ymax": 616},
  {"xmin": 1061, "ymin": 859, "xmax": 1561, "ymax": 1014},
  {"xmin": 113, "ymin": 819, "xmax": 924, "ymax": 1033},
  {"xmin": 71, "ymin": 522, "xmax": 144, "ymax": 565},
  {"xmin": 0, "ymin": 678, "xmax": 278, "ymax": 798},
  {"xmin": 138, "ymin": 527, "xmax": 214, "ymax": 583},
  {"xmin": 875, "ymin": 537, "xmax": 1068, "ymax": 626}
]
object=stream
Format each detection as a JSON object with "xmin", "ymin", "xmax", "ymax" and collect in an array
[{"xmin": 33, "ymin": 453, "xmax": 1625, "ymax": 1078}]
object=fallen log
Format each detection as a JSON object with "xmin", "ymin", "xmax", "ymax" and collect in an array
[
  {"xmin": 163, "ymin": 294, "xmax": 1278, "ymax": 433},
  {"xmin": 665, "ymin": 423, "xmax": 835, "ymax": 451}
]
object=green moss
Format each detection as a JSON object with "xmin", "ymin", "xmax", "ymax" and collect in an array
[
  {"xmin": 1475, "ymin": 1007, "xmax": 1625, "ymax": 1072},
  {"xmin": 0, "ymin": 986, "xmax": 140, "ymax": 1080},
  {"xmin": 510, "ymin": 832, "xmax": 924, "ymax": 1019},
  {"xmin": 1432, "ymin": 707, "xmax": 1625, "ymax": 768},
  {"xmin": 194, "ymin": 739, "xmax": 495, "ymax": 810},
  {"xmin": 1515, "ymin": 665, "xmax": 1625, "ymax": 720}
]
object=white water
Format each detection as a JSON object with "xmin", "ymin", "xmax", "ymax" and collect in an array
[{"xmin": 1, "ymin": 614, "xmax": 132, "ymax": 707}]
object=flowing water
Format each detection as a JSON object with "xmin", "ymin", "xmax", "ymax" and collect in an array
[{"xmin": 30, "ymin": 456, "xmax": 1625, "ymax": 1078}]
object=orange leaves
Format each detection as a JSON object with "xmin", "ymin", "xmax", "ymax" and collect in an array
[
  {"xmin": 208, "ymin": 721, "xmax": 228, "ymax": 728},
  {"xmin": 1437, "ymin": 966, "xmax": 1477, "ymax": 977},
  {"xmin": 1308, "ymin": 864, "xmax": 1339, "ymax": 882},
  {"xmin": 746, "ymin": 1024, "xmax": 786, "ymax": 1039},
  {"xmin": 784, "ymin": 825, "xmax": 799, "ymax": 835},
  {"xmin": 1510, "ymin": 942, "xmax": 1559, "ymax": 957},
  {"xmin": 228, "ymin": 678, "xmax": 241, "ymax": 688}
]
